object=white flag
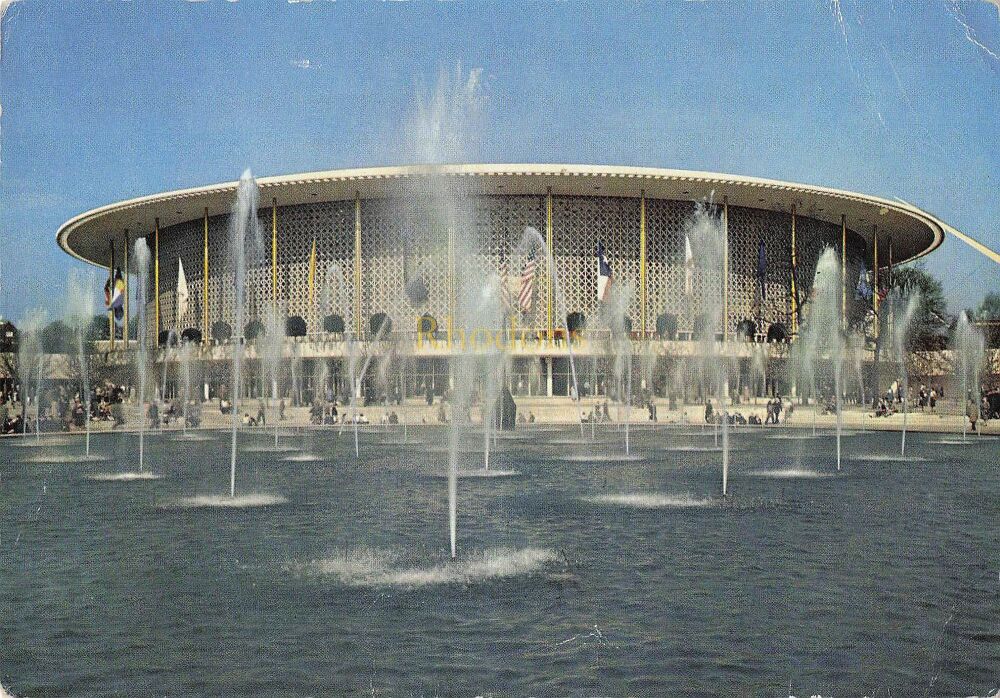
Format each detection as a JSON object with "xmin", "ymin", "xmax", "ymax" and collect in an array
[
  {"xmin": 684, "ymin": 235, "xmax": 694, "ymax": 295},
  {"xmin": 177, "ymin": 259, "xmax": 189, "ymax": 322}
]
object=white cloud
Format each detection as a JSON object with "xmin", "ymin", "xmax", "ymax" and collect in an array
[{"xmin": 290, "ymin": 58, "xmax": 318, "ymax": 70}]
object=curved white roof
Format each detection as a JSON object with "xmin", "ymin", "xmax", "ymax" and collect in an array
[{"xmin": 57, "ymin": 163, "xmax": 948, "ymax": 266}]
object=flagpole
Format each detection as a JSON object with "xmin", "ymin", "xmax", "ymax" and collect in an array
[
  {"xmin": 109, "ymin": 240, "xmax": 116, "ymax": 351},
  {"xmin": 841, "ymin": 214, "xmax": 847, "ymax": 332},
  {"xmin": 203, "ymin": 207, "xmax": 209, "ymax": 344},
  {"xmin": 271, "ymin": 197, "xmax": 278, "ymax": 306},
  {"xmin": 790, "ymin": 205, "xmax": 798, "ymax": 335},
  {"xmin": 123, "ymin": 230, "xmax": 130, "ymax": 347},
  {"xmin": 873, "ymin": 225, "xmax": 879, "ymax": 343},
  {"xmin": 639, "ymin": 190, "xmax": 647, "ymax": 339},
  {"xmin": 154, "ymin": 217, "xmax": 160, "ymax": 339},
  {"xmin": 354, "ymin": 192, "xmax": 362, "ymax": 338},
  {"xmin": 722, "ymin": 196, "xmax": 729, "ymax": 342},
  {"xmin": 308, "ymin": 238, "xmax": 317, "ymax": 308},
  {"xmin": 887, "ymin": 235, "xmax": 893, "ymax": 342},
  {"xmin": 546, "ymin": 187, "xmax": 554, "ymax": 344}
]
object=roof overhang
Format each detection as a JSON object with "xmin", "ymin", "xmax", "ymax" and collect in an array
[{"xmin": 57, "ymin": 163, "xmax": 948, "ymax": 267}]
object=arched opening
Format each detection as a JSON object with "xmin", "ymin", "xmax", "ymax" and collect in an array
[
  {"xmin": 158, "ymin": 329, "xmax": 179, "ymax": 347},
  {"xmin": 180, "ymin": 327, "xmax": 202, "ymax": 344},
  {"xmin": 692, "ymin": 314, "xmax": 711, "ymax": 341},
  {"xmin": 211, "ymin": 321, "xmax": 232, "ymax": 342},
  {"xmin": 655, "ymin": 313, "xmax": 677, "ymax": 340},
  {"xmin": 323, "ymin": 314, "xmax": 345, "ymax": 334},
  {"xmin": 566, "ymin": 312, "xmax": 586, "ymax": 334},
  {"xmin": 285, "ymin": 315, "xmax": 307, "ymax": 337},
  {"xmin": 405, "ymin": 277, "xmax": 429, "ymax": 306},
  {"xmin": 767, "ymin": 322, "xmax": 789, "ymax": 343},
  {"xmin": 370, "ymin": 313, "xmax": 392, "ymax": 337},
  {"xmin": 736, "ymin": 319, "xmax": 757, "ymax": 341},
  {"xmin": 244, "ymin": 320, "xmax": 264, "ymax": 341}
]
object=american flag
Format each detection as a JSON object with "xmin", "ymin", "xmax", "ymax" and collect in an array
[{"xmin": 519, "ymin": 249, "xmax": 537, "ymax": 314}]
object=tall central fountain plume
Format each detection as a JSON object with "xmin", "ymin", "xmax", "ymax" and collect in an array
[
  {"xmin": 684, "ymin": 202, "xmax": 731, "ymax": 495},
  {"xmin": 133, "ymin": 239, "xmax": 151, "ymax": 470},
  {"xmin": 402, "ymin": 65, "xmax": 487, "ymax": 558},
  {"xmin": 794, "ymin": 248, "xmax": 845, "ymax": 470},
  {"xmin": 228, "ymin": 170, "xmax": 265, "ymax": 498}
]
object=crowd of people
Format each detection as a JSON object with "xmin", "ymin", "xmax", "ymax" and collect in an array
[
  {"xmin": 703, "ymin": 397, "xmax": 783, "ymax": 426},
  {"xmin": 0, "ymin": 380, "xmax": 129, "ymax": 434}
]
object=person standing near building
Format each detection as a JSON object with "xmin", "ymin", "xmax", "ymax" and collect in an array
[{"xmin": 967, "ymin": 396, "xmax": 980, "ymax": 433}]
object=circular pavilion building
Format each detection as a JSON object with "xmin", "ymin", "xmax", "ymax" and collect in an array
[{"xmin": 57, "ymin": 164, "xmax": 948, "ymax": 401}]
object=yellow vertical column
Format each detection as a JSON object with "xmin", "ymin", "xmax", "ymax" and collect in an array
[
  {"xmin": 123, "ymin": 231, "xmax": 130, "ymax": 346},
  {"xmin": 872, "ymin": 226, "xmax": 879, "ymax": 341},
  {"xmin": 639, "ymin": 191, "xmax": 647, "ymax": 338},
  {"xmin": 203, "ymin": 208, "xmax": 209, "ymax": 343},
  {"xmin": 722, "ymin": 196, "xmax": 729, "ymax": 342},
  {"xmin": 841, "ymin": 214, "xmax": 847, "ymax": 332},
  {"xmin": 790, "ymin": 205, "xmax": 798, "ymax": 335},
  {"xmin": 154, "ymin": 217, "xmax": 160, "ymax": 337},
  {"xmin": 271, "ymin": 198, "xmax": 278, "ymax": 306},
  {"xmin": 354, "ymin": 192, "xmax": 362, "ymax": 337},
  {"xmin": 546, "ymin": 187, "xmax": 553, "ymax": 343}
]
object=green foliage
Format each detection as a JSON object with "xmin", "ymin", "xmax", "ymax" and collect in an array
[
  {"xmin": 86, "ymin": 315, "xmax": 110, "ymax": 342},
  {"xmin": 39, "ymin": 320, "xmax": 75, "ymax": 354},
  {"xmin": 889, "ymin": 264, "xmax": 951, "ymax": 350},
  {"xmin": 975, "ymin": 292, "xmax": 1000, "ymax": 321},
  {"xmin": 973, "ymin": 291, "xmax": 1000, "ymax": 348}
]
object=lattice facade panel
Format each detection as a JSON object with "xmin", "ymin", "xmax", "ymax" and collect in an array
[
  {"xmin": 728, "ymin": 206, "xmax": 793, "ymax": 333},
  {"xmin": 551, "ymin": 195, "xmax": 641, "ymax": 331},
  {"xmin": 646, "ymin": 199, "xmax": 698, "ymax": 334},
  {"xmin": 362, "ymin": 197, "xmax": 450, "ymax": 335},
  {"xmin": 146, "ymin": 193, "xmax": 877, "ymax": 345},
  {"xmin": 278, "ymin": 201, "xmax": 354, "ymax": 333},
  {"xmin": 468, "ymin": 195, "xmax": 547, "ymax": 331}
]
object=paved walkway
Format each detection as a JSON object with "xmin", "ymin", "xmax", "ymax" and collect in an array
[{"xmin": 4, "ymin": 396, "xmax": 995, "ymax": 437}]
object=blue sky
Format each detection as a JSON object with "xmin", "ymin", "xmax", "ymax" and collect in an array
[{"xmin": 1, "ymin": 0, "xmax": 998, "ymax": 322}]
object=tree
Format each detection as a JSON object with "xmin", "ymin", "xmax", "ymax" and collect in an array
[
  {"xmin": 888, "ymin": 265, "xmax": 952, "ymax": 350},
  {"xmin": 972, "ymin": 292, "xmax": 1000, "ymax": 347},
  {"xmin": 86, "ymin": 315, "xmax": 110, "ymax": 343},
  {"xmin": 39, "ymin": 320, "xmax": 74, "ymax": 354}
]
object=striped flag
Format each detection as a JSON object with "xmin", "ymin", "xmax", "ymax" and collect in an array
[
  {"xmin": 597, "ymin": 241, "xmax": 613, "ymax": 301},
  {"xmin": 519, "ymin": 249, "xmax": 536, "ymax": 314},
  {"xmin": 855, "ymin": 268, "xmax": 872, "ymax": 302}
]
